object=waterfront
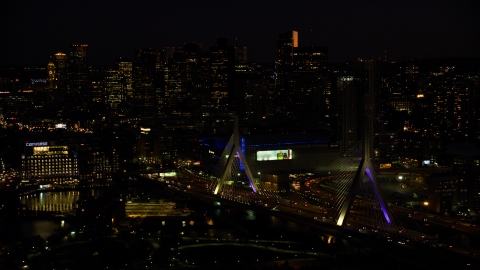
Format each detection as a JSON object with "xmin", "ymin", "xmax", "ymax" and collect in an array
[
  {"xmin": 15, "ymin": 187, "xmax": 355, "ymax": 269},
  {"xmin": 18, "ymin": 188, "xmax": 335, "ymax": 242},
  {"xmin": 19, "ymin": 189, "xmax": 103, "ymax": 209},
  {"xmin": 10, "ymin": 184, "xmax": 479, "ymax": 270}
]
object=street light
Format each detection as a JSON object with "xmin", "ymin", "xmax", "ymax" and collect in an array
[{"xmin": 423, "ymin": 201, "xmax": 429, "ymax": 218}]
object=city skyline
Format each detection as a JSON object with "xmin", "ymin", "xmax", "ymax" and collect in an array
[
  {"xmin": 1, "ymin": 0, "xmax": 480, "ymax": 66},
  {"xmin": 1, "ymin": 2, "xmax": 480, "ymax": 269}
]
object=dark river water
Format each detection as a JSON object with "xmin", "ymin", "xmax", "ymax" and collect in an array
[
  {"xmin": 18, "ymin": 189, "xmax": 103, "ymax": 239},
  {"xmin": 18, "ymin": 188, "xmax": 336, "ymax": 244},
  {"xmin": 15, "ymin": 187, "xmax": 480, "ymax": 270}
]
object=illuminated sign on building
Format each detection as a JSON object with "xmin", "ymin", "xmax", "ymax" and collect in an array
[
  {"xmin": 26, "ymin": 142, "xmax": 48, "ymax": 147},
  {"xmin": 256, "ymin": 150, "xmax": 292, "ymax": 161},
  {"xmin": 159, "ymin": 171, "xmax": 177, "ymax": 177}
]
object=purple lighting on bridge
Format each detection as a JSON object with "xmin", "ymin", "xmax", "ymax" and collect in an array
[
  {"xmin": 366, "ymin": 168, "xmax": 391, "ymax": 224},
  {"xmin": 237, "ymin": 151, "xmax": 257, "ymax": 193}
]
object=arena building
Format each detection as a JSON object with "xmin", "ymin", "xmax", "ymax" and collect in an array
[{"xmin": 200, "ymin": 133, "xmax": 340, "ymax": 190}]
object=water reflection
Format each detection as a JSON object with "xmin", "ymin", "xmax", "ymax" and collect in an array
[
  {"xmin": 20, "ymin": 220, "xmax": 60, "ymax": 239},
  {"xmin": 19, "ymin": 189, "xmax": 331, "ymax": 247},
  {"xmin": 19, "ymin": 189, "xmax": 103, "ymax": 211},
  {"xmin": 20, "ymin": 191, "xmax": 80, "ymax": 207},
  {"xmin": 18, "ymin": 189, "xmax": 101, "ymax": 239},
  {"xmin": 244, "ymin": 209, "xmax": 256, "ymax": 220}
]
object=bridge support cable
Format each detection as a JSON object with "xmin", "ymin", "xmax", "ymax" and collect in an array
[
  {"xmin": 215, "ymin": 144, "xmax": 237, "ymax": 195},
  {"xmin": 324, "ymin": 141, "xmax": 362, "ymax": 224},
  {"xmin": 210, "ymin": 134, "xmax": 235, "ymax": 191},
  {"xmin": 338, "ymin": 165, "xmax": 394, "ymax": 228},
  {"xmin": 336, "ymin": 158, "xmax": 365, "ymax": 226},
  {"xmin": 213, "ymin": 115, "xmax": 259, "ymax": 196},
  {"xmin": 359, "ymin": 175, "xmax": 386, "ymax": 230},
  {"xmin": 352, "ymin": 167, "xmax": 437, "ymax": 241},
  {"xmin": 365, "ymin": 163, "xmax": 392, "ymax": 224},
  {"xmin": 327, "ymin": 141, "xmax": 394, "ymax": 228}
]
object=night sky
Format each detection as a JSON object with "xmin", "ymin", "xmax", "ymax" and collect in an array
[{"xmin": 1, "ymin": 0, "xmax": 479, "ymax": 66}]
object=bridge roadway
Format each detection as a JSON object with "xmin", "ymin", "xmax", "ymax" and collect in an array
[
  {"xmin": 308, "ymin": 173, "xmax": 480, "ymax": 238},
  {"xmin": 141, "ymin": 169, "xmax": 480, "ymax": 269},
  {"xmin": 178, "ymin": 169, "xmax": 480, "ymax": 240}
]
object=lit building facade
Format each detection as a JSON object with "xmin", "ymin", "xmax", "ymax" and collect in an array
[
  {"xmin": 89, "ymin": 66, "xmax": 107, "ymax": 106},
  {"xmin": 200, "ymin": 133, "xmax": 339, "ymax": 176},
  {"xmin": 21, "ymin": 142, "xmax": 79, "ymax": 185},
  {"xmin": 46, "ymin": 59, "xmax": 56, "ymax": 90},
  {"xmin": 209, "ymin": 37, "xmax": 235, "ymax": 112},
  {"xmin": 20, "ymin": 135, "xmax": 123, "ymax": 185},
  {"xmin": 105, "ymin": 69, "xmax": 124, "ymax": 112},
  {"xmin": 116, "ymin": 58, "xmax": 133, "ymax": 116},
  {"xmin": 53, "ymin": 52, "xmax": 68, "ymax": 91},
  {"xmin": 78, "ymin": 144, "xmax": 120, "ymax": 182}
]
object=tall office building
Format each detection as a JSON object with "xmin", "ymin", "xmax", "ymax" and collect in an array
[
  {"xmin": 104, "ymin": 69, "xmax": 124, "ymax": 113},
  {"xmin": 234, "ymin": 63, "xmax": 268, "ymax": 125},
  {"xmin": 183, "ymin": 43, "xmax": 203, "ymax": 88},
  {"xmin": 132, "ymin": 48, "xmax": 163, "ymax": 118},
  {"xmin": 164, "ymin": 50, "xmax": 189, "ymax": 117},
  {"xmin": 291, "ymin": 46, "xmax": 329, "ymax": 121},
  {"xmin": 46, "ymin": 59, "xmax": 56, "ymax": 91},
  {"xmin": 275, "ymin": 31, "xmax": 329, "ymax": 124},
  {"xmin": 275, "ymin": 31, "xmax": 298, "ymax": 101},
  {"xmin": 163, "ymin": 43, "xmax": 205, "ymax": 119},
  {"xmin": 116, "ymin": 58, "xmax": 133, "ymax": 100},
  {"xmin": 89, "ymin": 66, "xmax": 107, "ymax": 110},
  {"xmin": 235, "ymin": 46, "xmax": 247, "ymax": 63},
  {"xmin": 337, "ymin": 74, "xmax": 356, "ymax": 152},
  {"xmin": 45, "ymin": 52, "xmax": 68, "ymax": 110},
  {"xmin": 68, "ymin": 44, "xmax": 89, "ymax": 107},
  {"xmin": 337, "ymin": 60, "xmax": 376, "ymax": 159},
  {"xmin": 53, "ymin": 52, "xmax": 68, "ymax": 91},
  {"xmin": 68, "ymin": 44, "xmax": 88, "ymax": 92},
  {"xmin": 89, "ymin": 61, "xmax": 129, "ymax": 115},
  {"xmin": 426, "ymin": 67, "xmax": 475, "ymax": 146},
  {"xmin": 209, "ymin": 37, "xmax": 236, "ymax": 112},
  {"xmin": 164, "ymin": 47, "xmax": 176, "ymax": 64},
  {"xmin": 200, "ymin": 38, "xmax": 237, "ymax": 134},
  {"xmin": 116, "ymin": 58, "xmax": 133, "ymax": 116}
]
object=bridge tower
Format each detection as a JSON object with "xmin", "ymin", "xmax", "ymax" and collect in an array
[
  {"xmin": 214, "ymin": 115, "xmax": 259, "ymax": 195},
  {"xmin": 336, "ymin": 61, "xmax": 392, "ymax": 227}
]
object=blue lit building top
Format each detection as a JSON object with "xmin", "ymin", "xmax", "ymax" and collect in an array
[
  {"xmin": 201, "ymin": 133, "xmax": 328, "ymax": 150},
  {"xmin": 246, "ymin": 133, "xmax": 327, "ymax": 149}
]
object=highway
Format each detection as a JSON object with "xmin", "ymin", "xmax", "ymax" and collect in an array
[{"xmin": 143, "ymin": 168, "xmax": 480, "ymax": 269}]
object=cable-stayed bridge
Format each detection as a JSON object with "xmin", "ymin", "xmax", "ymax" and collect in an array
[{"xmin": 203, "ymin": 116, "xmax": 438, "ymax": 244}]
